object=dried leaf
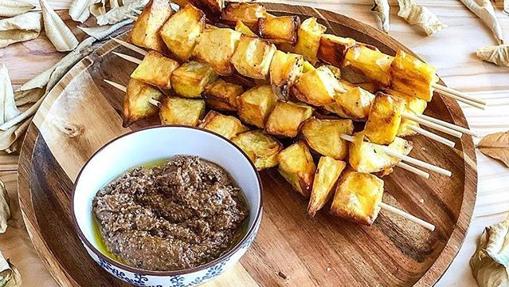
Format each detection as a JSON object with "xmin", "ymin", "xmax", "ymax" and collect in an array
[
  {"xmin": 0, "ymin": 65, "xmax": 21, "ymax": 125},
  {"xmin": 0, "ymin": 251, "xmax": 21, "ymax": 287},
  {"xmin": 397, "ymin": 0, "xmax": 446, "ymax": 36},
  {"xmin": 372, "ymin": 0, "xmax": 390, "ymax": 32},
  {"xmin": 0, "ymin": 180, "xmax": 10, "ymax": 233},
  {"xmin": 69, "ymin": 0, "xmax": 94, "ymax": 23},
  {"xmin": 40, "ymin": 0, "xmax": 79, "ymax": 51},
  {"xmin": 90, "ymin": 0, "xmax": 106, "ymax": 18},
  {"xmin": 0, "ymin": 0, "xmax": 35, "ymax": 17},
  {"xmin": 0, "ymin": 12, "xmax": 42, "ymax": 49},
  {"xmin": 95, "ymin": 0, "xmax": 147, "ymax": 26},
  {"xmin": 78, "ymin": 19, "xmax": 132, "ymax": 40},
  {"xmin": 470, "ymin": 217, "xmax": 509, "ymax": 287},
  {"xmin": 477, "ymin": 131, "xmax": 509, "ymax": 167},
  {"xmin": 460, "ymin": 0, "xmax": 504, "ymax": 45},
  {"xmin": 477, "ymin": 45, "xmax": 509, "ymax": 67},
  {"xmin": 0, "ymin": 116, "xmax": 31, "ymax": 151},
  {"xmin": 505, "ymin": 0, "xmax": 509, "ymax": 16},
  {"xmin": 110, "ymin": 0, "xmax": 121, "ymax": 9},
  {"xmin": 14, "ymin": 88, "xmax": 45, "ymax": 107}
]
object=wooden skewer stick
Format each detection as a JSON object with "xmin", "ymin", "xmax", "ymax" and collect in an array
[
  {"xmin": 408, "ymin": 126, "xmax": 455, "ymax": 147},
  {"xmin": 434, "ymin": 87, "xmax": 486, "ymax": 110},
  {"xmin": 379, "ymin": 202, "xmax": 435, "ymax": 231},
  {"xmin": 340, "ymin": 134, "xmax": 452, "ymax": 177},
  {"xmin": 415, "ymin": 114, "xmax": 477, "ymax": 137},
  {"xmin": 433, "ymin": 83, "xmax": 487, "ymax": 106},
  {"xmin": 112, "ymin": 52, "xmax": 143, "ymax": 64},
  {"xmin": 402, "ymin": 112, "xmax": 462, "ymax": 138},
  {"xmin": 104, "ymin": 79, "xmax": 126, "ymax": 92},
  {"xmin": 111, "ymin": 37, "xmax": 148, "ymax": 56},
  {"xmin": 396, "ymin": 162, "xmax": 430, "ymax": 179}
]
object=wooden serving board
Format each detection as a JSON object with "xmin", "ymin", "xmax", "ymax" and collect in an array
[{"xmin": 17, "ymin": 3, "xmax": 477, "ymax": 287}]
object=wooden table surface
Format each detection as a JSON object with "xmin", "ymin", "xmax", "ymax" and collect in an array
[{"xmin": 1, "ymin": 0, "xmax": 508, "ymax": 286}]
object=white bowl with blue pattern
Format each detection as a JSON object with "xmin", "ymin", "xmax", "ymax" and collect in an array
[{"xmin": 72, "ymin": 126, "xmax": 263, "ymax": 287}]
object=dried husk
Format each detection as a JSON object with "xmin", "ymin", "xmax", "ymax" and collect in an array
[
  {"xmin": 477, "ymin": 45, "xmax": 509, "ymax": 67},
  {"xmin": 397, "ymin": 0, "xmax": 446, "ymax": 36},
  {"xmin": 470, "ymin": 217, "xmax": 509, "ymax": 287},
  {"xmin": 0, "ymin": 0, "xmax": 35, "ymax": 17},
  {"xmin": 477, "ymin": 131, "xmax": 509, "ymax": 167},
  {"xmin": 69, "ymin": 0, "xmax": 95, "ymax": 23},
  {"xmin": 78, "ymin": 19, "xmax": 132, "ymax": 40},
  {"xmin": 110, "ymin": 0, "xmax": 121, "ymax": 9},
  {"xmin": 95, "ymin": 0, "xmax": 147, "ymax": 26},
  {"xmin": 39, "ymin": 0, "xmax": 79, "ymax": 52},
  {"xmin": 0, "ymin": 251, "xmax": 21, "ymax": 287},
  {"xmin": 372, "ymin": 0, "xmax": 390, "ymax": 32},
  {"xmin": 0, "ymin": 179, "xmax": 10, "ymax": 233},
  {"xmin": 90, "ymin": 0, "xmax": 107, "ymax": 18},
  {"xmin": 0, "ymin": 12, "xmax": 42, "ymax": 49},
  {"xmin": 460, "ymin": 0, "xmax": 504, "ymax": 45},
  {"xmin": 505, "ymin": 0, "xmax": 509, "ymax": 15},
  {"xmin": 0, "ymin": 65, "xmax": 21, "ymax": 126}
]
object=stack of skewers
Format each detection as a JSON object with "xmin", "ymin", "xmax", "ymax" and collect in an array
[{"xmin": 103, "ymin": 0, "xmax": 484, "ymax": 232}]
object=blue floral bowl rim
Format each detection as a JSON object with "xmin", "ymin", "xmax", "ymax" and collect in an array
[{"xmin": 71, "ymin": 125, "xmax": 264, "ymax": 276}]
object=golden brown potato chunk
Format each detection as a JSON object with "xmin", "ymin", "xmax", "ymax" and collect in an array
[
  {"xmin": 308, "ymin": 156, "xmax": 346, "ymax": 217},
  {"xmin": 330, "ymin": 171, "xmax": 384, "ymax": 225},
  {"xmin": 265, "ymin": 101, "xmax": 313, "ymax": 137},
  {"xmin": 123, "ymin": 79, "xmax": 163, "ymax": 126},
  {"xmin": 294, "ymin": 17, "xmax": 326, "ymax": 64},
  {"xmin": 317, "ymin": 34, "xmax": 356, "ymax": 67},
  {"xmin": 199, "ymin": 110, "xmax": 248, "ymax": 139},
  {"xmin": 193, "ymin": 28, "xmax": 242, "ymax": 75},
  {"xmin": 220, "ymin": 3, "xmax": 267, "ymax": 30},
  {"xmin": 386, "ymin": 89, "xmax": 427, "ymax": 136},
  {"xmin": 390, "ymin": 50, "xmax": 438, "ymax": 102},
  {"xmin": 364, "ymin": 93, "xmax": 405, "ymax": 145},
  {"xmin": 278, "ymin": 141, "xmax": 316, "ymax": 198},
  {"xmin": 349, "ymin": 133, "xmax": 412, "ymax": 174},
  {"xmin": 269, "ymin": 50, "xmax": 304, "ymax": 99},
  {"xmin": 258, "ymin": 15, "xmax": 300, "ymax": 44},
  {"xmin": 344, "ymin": 44, "xmax": 394, "ymax": 86},
  {"xmin": 129, "ymin": 0, "xmax": 172, "ymax": 52},
  {"xmin": 170, "ymin": 61, "xmax": 217, "ymax": 98},
  {"xmin": 130, "ymin": 51, "xmax": 179, "ymax": 90},
  {"xmin": 292, "ymin": 65, "xmax": 345, "ymax": 106},
  {"xmin": 203, "ymin": 79, "xmax": 244, "ymax": 112},
  {"xmin": 238, "ymin": 85, "xmax": 278, "ymax": 128},
  {"xmin": 159, "ymin": 96, "xmax": 205, "ymax": 126},
  {"xmin": 192, "ymin": 0, "xmax": 224, "ymax": 15},
  {"xmin": 231, "ymin": 130, "xmax": 282, "ymax": 170},
  {"xmin": 160, "ymin": 4, "xmax": 205, "ymax": 61},
  {"xmin": 301, "ymin": 118, "xmax": 353, "ymax": 160},
  {"xmin": 235, "ymin": 20, "xmax": 257, "ymax": 36},
  {"xmin": 231, "ymin": 36, "xmax": 276, "ymax": 80},
  {"xmin": 324, "ymin": 81, "xmax": 375, "ymax": 120}
]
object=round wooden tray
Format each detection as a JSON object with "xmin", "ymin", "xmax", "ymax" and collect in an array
[{"xmin": 17, "ymin": 3, "xmax": 477, "ymax": 286}]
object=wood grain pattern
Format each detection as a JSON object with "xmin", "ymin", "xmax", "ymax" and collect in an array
[{"xmin": 15, "ymin": 4, "xmax": 477, "ymax": 286}]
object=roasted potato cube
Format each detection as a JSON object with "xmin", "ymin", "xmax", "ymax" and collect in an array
[
  {"xmin": 258, "ymin": 15, "xmax": 300, "ymax": 44},
  {"xmin": 387, "ymin": 89, "xmax": 427, "ymax": 136},
  {"xmin": 199, "ymin": 110, "xmax": 248, "ymax": 139},
  {"xmin": 265, "ymin": 101, "xmax": 313, "ymax": 137},
  {"xmin": 203, "ymin": 79, "xmax": 243, "ymax": 111},
  {"xmin": 238, "ymin": 85, "xmax": 278, "ymax": 128},
  {"xmin": 160, "ymin": 4, "xmax": 205, "ymax": 61},
  {"xmin": 231, "ymin": 36, "xmax": 276, "ymax": 80},
  {"xmin": 170, "ymin": 61, "xmax": 217, "ymax": 98},
  {"xmin": 301, "ymin": 118, "xmax": 353, "ymax": 160},
  {"xmin": 364, "ymin": 93, "xmax": 405, "ymax": 145},
  {"xmin": 192, "ymin": 0, "xmax": 224, "ymax": 15},
  {"xmin": 349, "ymin": 133, "xmax": 413, "ymax": 174},
  {"xmin": 130, "ymin": 51, "xmax": 179, "ymax": 89},
  {"xmin": 330, "ymin": 171, "xmax": 384, "ymax": 225},
  {"xmin": 308, "ymin": 157, "xmax": 346, "ymax": 217},
  {"xmin": 322, "ymin": 102, "xmax": 350, "ymax": 119},
  {"xmin": 302, "ymin": 60, "xmax": 315, "ymax": 73},
  {"xmin": 232, "ymin": 130, "xmax": 282, "ymax": 170},
  {"xmin": 269, "ymin": 50, "xmax": 304, "ymax": 98},
  {"xmin": 278, "ymin": 141, "xmax": 316, "ymax": 198},
  {"xmin": 344, "ymin": 44, "xmax": 394, "ymax": 86},
  {"xmin": 123, "ymin": 79, "xmax": 163, "ymax": 126},
  {"xmin": 193, "ymin": 28, "xmax": 242, "ymax": 75},
  {"xmin": 294, "ymin": 17, "xmax": 326, "ymax": 64},
  {"xmin": 220, "ymin": 3, "xmax": 267, "ymax": 30},
  {"xmin": 292, "ymin": 65, "xmax": 345, "ymax": 106},
  {"xmin": 235, "ymin": 20, "xmax": 257, "ymax": 36},
  {"xmin": 129, "ymin": 0, "xmax": 172, "ymax": 52},
  {"xmin": 159, "ymin": 97, "xmax": 205, "ymax": 126},
  {"xmin": 390, "ymin": 50, "xmax": 438, "ymax": 102},
  {"xmin": 329, "ymin": 82, "xmax": 375, "ymax": 120},
  {"xmin": 317, "ymin": 34, "xmax": 356, "ymax": 67}
]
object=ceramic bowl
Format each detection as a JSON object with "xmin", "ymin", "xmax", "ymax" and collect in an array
[{"xmin": 72, "ymin": 126, "xmax": 263, "ymax": 287}]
